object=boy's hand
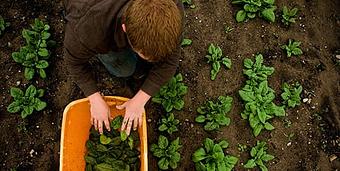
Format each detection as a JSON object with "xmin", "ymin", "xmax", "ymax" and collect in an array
[
  {"xmin": 88, "ymin": 92, "xmax": 112, "ymax": 134},
  {"xmin": 117, "ymin": 90, "xmax": 150, "ymax": 135}
]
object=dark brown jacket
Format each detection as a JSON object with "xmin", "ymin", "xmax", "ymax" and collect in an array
[{"xmin": 63, "ymin": 0, "xmax": 183, "ymax": 96}]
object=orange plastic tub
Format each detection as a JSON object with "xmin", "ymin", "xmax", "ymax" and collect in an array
[{"xmin": 60, "ymin": 96, "xmax": 148, "ymax": 171}]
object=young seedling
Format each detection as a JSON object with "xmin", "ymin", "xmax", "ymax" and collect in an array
[
  {"xmin": 281, "ymin": 82, "xmax": 303, "ymax": 108},
  {"xmin": 12, "ymin": 18, "xmax": 53, "ymax": 80},
  {"xmin": 281, "ymin": 39, "xmax": 303, "ymax": 57},
  {"xmin": 244, "ymin": 141, "xmax": 274, "ymax": 171},
  {"xmin": 158, "ymin": 113, "xmax": 180, "ymax": 135},
  {"xmin": 152, "ymin": 73, "xmax": 188, "ymax": 112},
  {"xmin": 7, "ymin": 85, "xmax": 46, "ymax": 118},
  {"xmin": 232, "ymin": 0, "xmax": 277, "ymax": 23},
  {"xmin": 195, "ymin": 96, "xmax": 233, "ymax": 131},
  {"xmin": 0, "ymin": 15, "xmax": 10, "ymax": 36},
  {"xmin": 181, "ymin": 0, "xmax": 196, "ymax": 8},
  {"xmin": 239, "ymin": 54, "xmax": 285, "ymax": 136},
  {"xmin": 224, "ymin": 26, "xmax": 233, "ymax": 33},
  {"xmin": 238, "ymin": 144, "xmax": 248, "ymax": 152},
  {"xmin": 85, "ymin": 116, "xmax": 140, "ymax": 170},
  {"xmin": 281, "ymin": 6, "xmax": 299, "ymax": 26},
  {"xmin": 205, "ymin": 44, "xmax": 232, "ymax": 80},
  {"xmin": 192, "ymin": 138, "xmax": 238, "ymax": 171},
  {"xmin": 181, "ymin": 38, "xmax": 192, "ymax": 47},
  {"xmin": 150, "ymin": 135, "xmax": 182, "ymax": 170}
]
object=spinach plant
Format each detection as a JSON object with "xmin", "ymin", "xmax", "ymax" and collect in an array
[
  {"xmin": 281, "ymin": 39, "xmax": 303, "ymax": 57},
  {"xmin": 195, "ymin": 96, "xmax": 233, "ymax": 131},
  {"xmin": 232, "ymin": 0, "xmax": 277, "ymax": 23},
  {"xmin": 205, "ymin": 44, "xmax": 232, "ymax": 80},
  {"xmin": 181, "ymin": 38, "xmax": 192, "ymax": 47},
  {"xmin": 7, "ymin": 85, "xmax": 46, "ymax": 118},
  {"xmin": 239, "ymin": 54, "xmax": 285, "ymax": 136},
  {"xmin": 192, "ymin": 138, "xmax": 238, "ymax": 171},
  {"xmin": 244, "ymin": 141, "xmax": 274, "ymax": 171},
  {"xmin": 158, "ymin": 113, "xmax": 180, "ymax": 135},
  {"xmin": 85, "ymin": 116, "xmax": 140, "ymax": 171},
  {"xmin": 12, "ymin": 18, "xmax": 53, "ymax": 80},
  {"xmin": 0, "ymin": 15, "xmax": 10, "ymax": 36},
  {"xmin": 181, "ymin": 0, "xmax": 196, "ymax": 8},
  {"xmin": 281, "ymin": 6, "xmax": 299, "ymax": 26},
  {"xmin": 152, "ymin": 73, "xmax": 188, "ymax": 112},
  {"xmin": 150, "ymin": 135, "xmax": 182, "ymax": 170},
  {"xmin": 281, "ymin": 82, "xmax": 302, "ymax": 108}
]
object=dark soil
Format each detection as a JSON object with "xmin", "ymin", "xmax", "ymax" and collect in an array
[{"xmin": 0, "ymin": 0, "xmax": 339, "ymax": 171}]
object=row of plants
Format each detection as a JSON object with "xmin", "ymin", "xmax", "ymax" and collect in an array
[{"xmin": 7, "ymin": 18, "xmax": 53, "ymax": 118}]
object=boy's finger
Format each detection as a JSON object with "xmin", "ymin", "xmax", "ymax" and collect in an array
[
  {"xmin": 90, "ymin": 117, "xmax": 94, "ymax": 125},
  {"xmin": 139, "ymin": 116, "xmax": 142, "ymax": 128},
  {"xmin": 116, "ymin": 102, "xmax": 126, "ymax": 110},
  {"xmin": 94, "ymin": 118, "xmax": 98, "ymax": 130},
  {"xmin": 133, "ymin": 118, "xmax": 138, "ymax": 131},
  {"xmin": 121, "ymin": 116, "xmax": 129, "ymax": 131},
  {"xmin": 104, "ymin": 119, "xmax": 110, "ymax": 131},
  {"xmin": 98, "ymin": 121, "xmax": 103, "ymax": 134}
]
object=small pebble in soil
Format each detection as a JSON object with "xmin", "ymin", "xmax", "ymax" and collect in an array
[
  {"xmin": 16, "ymin": 81, "xmax": 21, "ymax": 86},
  {"xmin": 147, "ymin": 119, "xmax": 152, "ymax": 123},
  {"xmin": 190, "ymin": 124, "xmax": 194, "ymax": 128},
  {"xmin": 311, "ymin": 106, "xmax": 316, "ymax": 109},
  {"xmin": 29, "ymin": 149, "xmax": 35, "ymax": 157},
  {"xmin": 287, "ymin": 142, "xmax": 292, "ymax": 147},
  {"xmin": 185, "ymin": 119, "xmax": 189, "ymax": 122},
  {"xmin": 329, "ymin": 154, "xmax": 337, "ymax": 162},
  {"xmin": 303, "ymin": 98, "xmax": 309, "ymax": 103},
  {"xmin": 36, "ymin": 125, "xmax": 39, "ymax": 128},
  {"xmin": 7, "ymin": 42, "xmax": 11, "ymax": 47}
]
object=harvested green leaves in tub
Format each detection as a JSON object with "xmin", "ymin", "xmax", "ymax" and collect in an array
[{"xmin": 85, "ymin": 115, "xmax": 141, "ymax": 171}]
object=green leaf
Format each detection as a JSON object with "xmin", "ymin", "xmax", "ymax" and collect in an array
[
  {"xmin": 94, "ymin": 163, "xmax": 113, "ymax": 171},
  {"xmin": 236, "ymin": 10, "xmax": 247, "ymax": 22},
  {"xmin": 264, "ymin": 122, "xmax": 275, "ymax": 130},
  {"xmin": 292, "ymin": 48, "xmax": 303, "ymax": 56},
  {"xmin": 173, "ymin": 99, "xmax": 184, "ymax": 110},
  {"xmin": 212, "ymin": 61, "xmax": 221, "ymax": 72},
  {"xmin": 217, "ymin": 161, "xmax": 227, "ymax": 171},
  {"xmin": 111, "ymin": 115, "xmax": 123, "ymax": 129},
  {"xmin": 261, "ymin": 8, "xmax": 276, "ymax": 22},
  {"xmin": 38, "ymin": 48, "xmax": 49, "ymax": 57},
  {"xmin": 250, "ymin": 147, "xmax": 257, "ymax": 157},
  {"xmin": 34, "ymin": 98, "xmax": 47, "ymax": 111},
  {"xmin": 36, "ymin": 60, "xmax": 49, "ymax": 69},
  {"xmin": 244, "ymin": 58, "xmax": 253, "ymax": 68},
  {"xmin": 152, "ymin": 97, "xmax": 162, "ymax": 104},
  {"xmin": 175, "ymin": 73, "xmax": 183, "ymax": 82},
  {"xmin": 204, "ymin": 138, "xmax": 214, "ymax": 152},
  {"xmin": 263, "ymin": 0, "xmax": 275, "ymax": 5},
  {"xmin": 207, "ymin": 162, "xmax": 216, "ymax": 171},
  {"xmin": 7, "ymin": 101, "xmax": 21, "ymax": 113},
  {"xmin": 21, "ymin": 106, "xmax": 34, "ymax": 118},
  {"xmin": 41, "ymin": 32, "xmax": 50, "ymax": 40},
  {"xmin": 25, "ymin": 85, "xmax": 37, "ymax": 97},
  {"xmin": 99, "ymin": 134, "xmax": 112, "ymax": 145},
  {"xmin": 195, "ymin": 115, "xmax": 206, "ymax": 123},
  {"xmin": 84, "ymin": 156, "xmax": 97, "ymax": 165},
  {"xmin": 120, "ymin": 131, "xmax": 128, "ymax": 141},
  {"xmin": 36, "ymin": 89, "xmax": 45, "ymax": 97},
  {"xmin": 181, "ymin": 38, "xmax": 192, "ymax": 47},
  {"xmin": 12, "ymin": 52, "xmax": 24, "ymax": 63},
  {"xmin": 171, "ymin": 152, "xmax": 181, "ymax": 163},
  {"xmin": 258, "ymin": 109, "xmax": 266, "ymax": 123},
  {"xmin": 24, "ymin": 67, "xmax": 35, "ymax": 80},
  {"xmin": 169, "ymin": 159, "xmax": 178, "ymax": 169},
  {"xmin": 222, "ymin": 58, "xmax": 232, "ymax": 69},
  {"xmin": 244, "ymin": 159, "xmax": 256, "ymax": 168},
  {"xmin": 218, "ymin": 140, "xmax": 229, "ymax": 149},
  {"xmin": 39, "ymin": 69, "xmax": 47, "ymax": 79},
  {"xmin": 10, "ymin": 87, "xmax": 24, "ymax": 98},
  {"xmin": 239, "ymin": 90, "xmax": 255, "ymax": 102},
  {"xmin": 158, "ymin": 135, "xmax": 169, "ymax": 149},
  {"xmin": 225, "ymin": 155, "xmax": 238, "ymax": 165},
  {"xmin": 253, "ymin": 124, "xmax": 264, "ymax": 136},
  {"xmin": 261, "ymin": 154, "xmax": 275, "ymax": 162},
  {"xmin": 158, "ymin": 158, "xmax": 169, "ymax": 170},
  {"xmin": 192, "ymin": 147, "xmax": 207, "ymax": 162},
  {"xmin": 158, "ymin": 124, "xmax": 168, "ymax": 132}
]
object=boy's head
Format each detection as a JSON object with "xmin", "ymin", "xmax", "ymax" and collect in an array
[{"xmin": 123, "ymin": 0, "xmax": 182, "ymax": 62}]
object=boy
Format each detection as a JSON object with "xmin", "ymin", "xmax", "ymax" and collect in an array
[{"xmin": 63, "ymin": 0, "xmax": 183, "ymax": 135}]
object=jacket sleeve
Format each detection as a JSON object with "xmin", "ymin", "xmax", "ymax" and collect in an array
[
  {"xmin": 140, "ymin": 47, "xmax": 180, "ymax": 96},
  {"xmin": 64, "ymin": 24, "xmax": 98, "ymax": 97}
]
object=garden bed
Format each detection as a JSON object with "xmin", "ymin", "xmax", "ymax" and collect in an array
[{"xmin": 0, "ymin": 0, "xmax": 339, "ymax": 170}]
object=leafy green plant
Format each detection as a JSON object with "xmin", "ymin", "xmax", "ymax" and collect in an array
[
  {"xmin": 281, "ymin": 6, "xmax": 298, "ymax": 26},
  {"xmin": 232, "ymin": 0, "xmax": 277, "ymax": 23},
  {"xmin": 85, "ymin": 116, "xmax": 140, "ymax": 170},
  {"xmin": 224, "ymin": 26, "xmax": 234, "ymax": 33},
  {"xmin": 239, "ymin": 54, "xmax": 285, "ymax": 136},
  {"xmin": 281, "ymin": 39, "xmax": 303, "ymax": 57},
  {"xmin": 244, "ymin": 141, "xmax": 274, "ymax": 171},
  {"xmin": 7, "ymin": 85, "xmax": 46, "ymax": 118},
  {"xmin": 238, "ymin": 144, "xmax": 248, "ymax": 152},
  {"xmin": 205, "ymin": 44, "xmax": 232, "ymax": 80},
  {"xmin": 0, "ymin": 15, "xmax": 10, "ymax": 36},
  {"xmin": 192, "ymin": 138, "xmax": 238, "ymax": 171},
  {"xmin": 195, "ymin": 96, "xmax": 233, "ymax": 131},
  {"xmin": 281, "ymin": 82, "xmax": 302, "ymax": 108},
  {"xmin": 150, "ymin": 135, "xmax": 182, "ymax": 170},
  {"xmin": 158, "ymin": 113, "xmax": 180, "ymax": 135},
  {"xmin": 152, "ymin": 73, "xmax": 188, "ymax": 112},
  {"xmin": 181, "ymin": 38, "xmax": 192, "ymax": 47},
  {"xmin": 12, "ymin": 18, "xmax": 53, "ymax": 80},
  {"xmin": 181, "ymin": 0, "xmax": 196, "ymax": 8}
]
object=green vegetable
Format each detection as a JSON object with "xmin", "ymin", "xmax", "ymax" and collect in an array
[
  {"xmin": 85, "ymin": 117, "xmax": 140, "ymax": 171},
  {"xmin": 7, "ymin": 85, "xmax": 46, "ymax": 118},
  {"xmin": 232, "ymin": 0, "xmax": 277, "ymax": 23},
  {"xmin": 11, "ymin": 18, "xmax": 54, "ymax": 80},
  {"xmin": 0, "ymin": 15, "xmax": 10, "ymax": 36},
  {"xmin": 239, "ymin": 54, "xmax": 285, "ymax": 136},
  {"xmin": 281, "ymin": 6, "xmax": 299, "ymax": 26},
  {"xmin": 281, "ymin": 39, "xmax": 303, "ymax": 57},
  {"xmin": 158, "ymin": 113, "xmax": 180, "ymax": 135},
  {"xmin": 205, "ymin": 44, "xmax": 232, "ymax": 80},
  {"xmin": 281, "ymin": 82, "xmax": 302, "ymax": 108},
  {"xmin": 244, "ymin": 141, "xmax": 274, "ymax": 171},
  {"xmin": 150, "ymin": 136, "xmax": 182, "ymax": 170},
  {"xmin": 181, "ymin": 38, "xmax": 192, "ymax": 47},
  {"xmin": 181, "ymin": 0, "xmax": 192, "ymax": 5},
  {"xmin": 152, "ymin": 73, "xmax": 188, "ymax": 112},
  {"xmin": 195, "ymin": 96, "xmax": 233, "ymax": 131},
  {"xmin": 192, "ymin": 138, "xmax": 238, "ymax": 171}
]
